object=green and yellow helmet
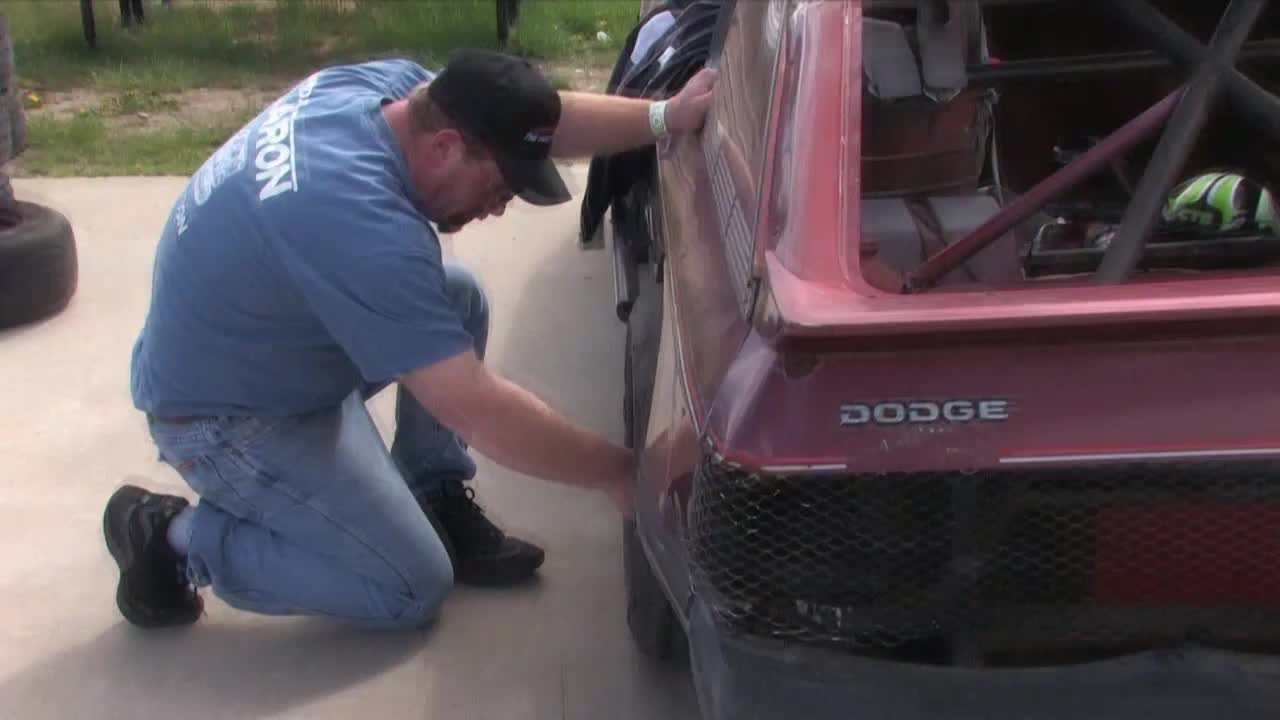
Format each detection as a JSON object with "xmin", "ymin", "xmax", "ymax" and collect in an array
[{"xmin": 1162, "ymin": 171, "xmax": 1279, "ymax": 236}]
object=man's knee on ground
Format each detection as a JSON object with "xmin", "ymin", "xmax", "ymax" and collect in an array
[{"xmin": 378, "ymin": 557, "xmax": 455, "ymax": 630}]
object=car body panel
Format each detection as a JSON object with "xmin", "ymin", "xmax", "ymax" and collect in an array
[
  {"xmin": 703, "ymin": 326, "xmax": 1280, "ymax": 473},
  {"xmin": 614, "ymin": 0, "xmax": 1280, "ymax": 715},
  {"xmin": 762, "ymin": 2, "xmax": 1280, "ymax": 338},
  {"xmin": 634, "ymin": 0, "xmax": 786, "ymax": 598},
  {"xmin": 640, "ymin": 0, "xmax": 1280, "ymax": 474}
]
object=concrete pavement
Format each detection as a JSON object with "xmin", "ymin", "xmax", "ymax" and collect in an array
[{"xmin": 0, "ymin": 170, "xmax": 700, "ymax": 719}]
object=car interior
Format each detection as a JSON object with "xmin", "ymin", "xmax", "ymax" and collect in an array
[{"xmin": 858, "ymin": 1, "xmax": 1280, "ymax": 292}]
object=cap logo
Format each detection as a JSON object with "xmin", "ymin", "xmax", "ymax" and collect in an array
[{"xmin": 524, "ymin": 126, "xmax": 556, "ymax": 144}]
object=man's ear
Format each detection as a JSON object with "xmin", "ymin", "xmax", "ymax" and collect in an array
[{"xmin": 426, "ymin": 128, "xmax": 467, "ymax": 165}]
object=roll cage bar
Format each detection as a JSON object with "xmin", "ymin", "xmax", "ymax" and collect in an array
[{"xmin": 882, "ymin": 0, "xmax": 1280, "ymax": 291}]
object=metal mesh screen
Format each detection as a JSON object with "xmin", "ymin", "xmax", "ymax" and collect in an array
[{"xmin": 687, "ymin": 457, "xmax": 1280, "ymax": 664}]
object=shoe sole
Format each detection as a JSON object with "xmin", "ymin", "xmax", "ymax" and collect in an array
[
  {"xmin": 103, "ymin": 485, "xmax": 201, "ymax": 628},
  {"xmin": 103, "ymin": 484, "xmax": 165, "ymax": 625},
  {"xmin": 457, "ymin": 548, "xmax": 546, "ymax": 587},
  {"xmin": 104, "ymin": 485, "xmax": 152, "ymax": 627}
]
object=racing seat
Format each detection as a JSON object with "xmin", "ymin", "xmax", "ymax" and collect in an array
[
  {"xmin": 859, "ymin": 2, "xmax": 1021, "ymax": 287},
  {"xmin": 861, "ymin": 0, "xmax": 993, "ymax": 197}
]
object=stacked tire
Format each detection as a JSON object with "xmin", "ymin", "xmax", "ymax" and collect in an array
[{"xmin": 1, "ymin": 14, "xmax": 79, "ymax": 331}]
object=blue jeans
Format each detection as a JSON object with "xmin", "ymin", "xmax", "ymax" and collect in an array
[{"xmin": 145, "ymin": 262, "xmax": 489, "ymax": 630}]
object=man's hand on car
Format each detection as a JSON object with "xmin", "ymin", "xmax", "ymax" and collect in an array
[
  {"xmin": 664, "ymin": 68, "xmax": 719, "ymax": 134},
  {"xmin": 550, "ymin": 67, "xmax": 719, "ymax": 157}
]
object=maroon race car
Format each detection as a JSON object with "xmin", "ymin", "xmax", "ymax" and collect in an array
[{"xmin": 584, "ymin": 1, "xmax": 1280, "ymax": 718}]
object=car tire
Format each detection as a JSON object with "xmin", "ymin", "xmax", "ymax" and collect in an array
[
  {"xmin": 623, "ymin": 516, "xmax": 682, "ymax": 660},
  {"xmin": 619, "ymin": 196, "xmax": 680, "ymax": 660},
  {"xmin": 624, "ymin": 333, "xmax": 636, "ymax": 448},
  {"xmin": 620, "ymin": 186, "xmax": 662, "ymax": 447},
  {"xmin": 624, "ymin": 267, "xmax": 661, "ymax": 442},
  {"xmin": 0, "ymin": 201, "xmax": 79, "ymax": 330}
]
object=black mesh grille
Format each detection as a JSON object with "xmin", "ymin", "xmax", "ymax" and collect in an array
[{"xmin": 687, "ymin": 456, "xmax": 1280, "ymax": 664}]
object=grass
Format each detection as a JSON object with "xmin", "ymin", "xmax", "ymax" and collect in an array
[
  {"xmin": 8, "ymin": 0, "xmax": 635, "ymax": 92},
  {"xmin": 19, "ymin": 110, "xmax": 257, "ymax": 176},
  {"xmin": 5, "ymin": 0, "xmax": 638, "ymax": 176},
  {"xmin": 97, "ymin": 89, "xmax": 181, "ymax": 116}
]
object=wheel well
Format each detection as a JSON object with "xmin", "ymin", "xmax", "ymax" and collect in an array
[{"xmin": 619, "ymin": 170, "xmax": 665, "ymax": 450}]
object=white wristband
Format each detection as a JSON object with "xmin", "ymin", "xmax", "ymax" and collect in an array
[{"xmin": 649, "ymin": 100, "xmax": 670, "ymax": 139}]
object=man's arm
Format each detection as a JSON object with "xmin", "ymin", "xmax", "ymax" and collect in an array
[
  {"xmin": 550, "ymin": 68, "xmax": 718, "ymax": 158},
  {"xmin": 400, "ymin": 349, "xmax": 634, "ymax": 511}
]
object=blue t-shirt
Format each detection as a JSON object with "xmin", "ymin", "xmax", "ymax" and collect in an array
[{"xmin": 130, "ymin": 59, "xmax": 474, "ymax": 417}]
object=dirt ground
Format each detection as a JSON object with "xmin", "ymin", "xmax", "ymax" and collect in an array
[
  {"xmin": 28, "ymin": 87, "xmax": 278, "ymax": 130},
  {"xmin": 542, "ymin": 59, "xmax": 612, "ymax": 94},
  {"xmin": 23, "ymin": 60, "xmax": 608, "ymax": 134}
]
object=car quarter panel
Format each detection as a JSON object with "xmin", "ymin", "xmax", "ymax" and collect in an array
[
  {"xmin": 703, "ymin": 328, "xmax": 1280, "ymax": 473},
  {"xmin": 660, "ymin": 0, "xmax": 782, "ymax": 416},
  {"xmin": 635, "ymin": 0, "xmax": 786, "ymax": 569}
]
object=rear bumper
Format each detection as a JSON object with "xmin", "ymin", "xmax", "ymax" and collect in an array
[{"xmin": 686, "ymin": 597, "xmax": 1280, "ymax": 720}]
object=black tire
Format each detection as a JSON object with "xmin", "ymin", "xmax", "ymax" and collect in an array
[
  {"xmin": 81, "ymin": 0, "xmax": 98, "ymax": 48},
  {"xmin": 618, "ymin": 173, "xmax": 662, "ymax": 448},
  {"xmin": 623, "ymin": 264, "xmax": 661, "ymax": 448},
  {"xmin": 619, "ymin": 193, "xmax": 678, "ymax": 659},
  {"xmin": 496, "ymin": 0, "xmax": 520, "ymax": 44},
  {"xmin": 0, "ymin": 201, "xmax": 79, "ymax": 330},
  {"xmin": 623, "ymin": 516, "xmax": 681, "ymax": 660},
  {"xmin": 623, "ymin": 331, "xmax": 635, "ymax": 448}
]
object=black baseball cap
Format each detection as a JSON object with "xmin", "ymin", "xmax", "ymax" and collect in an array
[{"xmin": 427, "ymin": 49, "xmax": 571, "ymax": 206}]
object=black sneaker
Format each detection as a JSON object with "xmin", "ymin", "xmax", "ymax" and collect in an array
[
  {"xmin": 425, "ymin": 486, "xmax": 545, "ymax": 586},
  {"xmin": 103, "ymin": 485, "xmax": 203, "ymax": 628}
]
